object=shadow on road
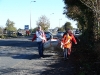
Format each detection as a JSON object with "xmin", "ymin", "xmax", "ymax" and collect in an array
[
  {"xmin": 0, "ymin": 40, "xmax": 37, "ymax": 47},
  {"xmin": 12, "ymin": 54, "xmax": 53, "ymax": 60},
  {"xmin": 11, "ymin": 54, "xmax": 40, "ymax": 60}
]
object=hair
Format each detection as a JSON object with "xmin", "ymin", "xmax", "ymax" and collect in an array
[
  {"xmin": 66, "ymin": 28, "xmax": 71, "ymax": 32},
  {"xmin": 63, "ymin": 29, "xmax": 71, "ymax": 38},
  {"xmin": 38, "ymin": 26, "xmax": 41, "ymax": 28},
  {"xmin": 63, "ymin": 32, "xmax": 68, "ymax": 38},
  {"xmin": 37, "ymin": 26, "xmax": 42, "ymax": 30}
]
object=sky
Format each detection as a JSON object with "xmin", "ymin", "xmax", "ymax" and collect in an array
[{"xmin": 0, "ymin": 0, "xmax": 77, "ymax": 29}]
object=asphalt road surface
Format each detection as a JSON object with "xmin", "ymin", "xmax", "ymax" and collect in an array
[{"xmin": 0, "ymin": 36, "xmax": 58, "ymax": 75}]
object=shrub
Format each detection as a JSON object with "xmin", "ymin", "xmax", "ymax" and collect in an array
[
  {"xmin": 12, "ymin": 34, "xmax": 17, "ymax": 38},
  {"xmin": 0, "ymin": 35, "xmax": 5, "ymax": 39}
]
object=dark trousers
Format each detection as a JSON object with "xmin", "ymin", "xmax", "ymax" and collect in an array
[
  {"xmin": 37, "ymin": 41, "xmax": 44, "ymax": 57},
  {"xmin": 63, "ymin": 48, "xmax": 67, "ymax": 58}
]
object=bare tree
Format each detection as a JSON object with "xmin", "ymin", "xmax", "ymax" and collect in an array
[{"xmin": 36, "ymin": 15, "xmax": 50, "ymax": 31}]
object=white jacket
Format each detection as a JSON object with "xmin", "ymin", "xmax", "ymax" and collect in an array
[{"xmin": 36, "ymin": 30, "xmax": 46, "ymax": 42}]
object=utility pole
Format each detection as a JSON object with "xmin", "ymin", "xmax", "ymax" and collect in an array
[{"xmin": 30, "ymin": 1, "xmax": 36, "ymax": 33}]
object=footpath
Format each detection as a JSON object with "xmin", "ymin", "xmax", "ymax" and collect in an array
[{"xmin": 41, "ymin": 47, "xmax": 79, "ymax": 75}]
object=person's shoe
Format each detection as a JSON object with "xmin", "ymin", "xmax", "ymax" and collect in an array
[{"xmin": 40, "ymin": 55, "xmax": 45, "ymax": 58}]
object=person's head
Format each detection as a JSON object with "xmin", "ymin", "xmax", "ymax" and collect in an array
[
  {"xmin": 65, "ymin": 28, "xmax": 70, "ymax": 33},
  {"xmin": 37, "ymin": 26, "xmax": 42, "ymax": 31},
  {"xmin": 68, "ymin": 30, "xmax": 73, "ymax": 36}
]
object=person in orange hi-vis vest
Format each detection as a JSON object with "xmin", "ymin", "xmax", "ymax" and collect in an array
[
  {"xmin": 68, "ymin": 30, "xmax": 77, "ymax": 56},
  {"xmin": 61, "ymin": 32, "xmax": 72, "ymax": 60},
  {"xmin": 62, "ymin": 29, "xmax": 77, "ymax": 59}
]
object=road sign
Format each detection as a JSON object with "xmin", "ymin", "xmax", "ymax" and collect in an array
[{"xmin": 24, "ymin": 25, "xmax": 29, "ymax": 30}]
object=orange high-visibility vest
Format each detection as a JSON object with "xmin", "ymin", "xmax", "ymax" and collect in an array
[{"xmin": 62, "ymin": 34, "xmax": 72, "ymax": 49}]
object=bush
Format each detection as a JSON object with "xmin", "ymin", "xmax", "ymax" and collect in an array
[
  {"xmin": 0, "ymin": 35, "xmax": 5, "ymax": 39},
  {"xmin": 12, "ymin": 34, "xmax": 17, "ymax": 38}
]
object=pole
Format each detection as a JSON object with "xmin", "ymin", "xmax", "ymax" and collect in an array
[
  {"xmin": 59, "ymin": 19, "xmax": 62, "ymax": 27},
  {"xmin": 30, "ymin": 1, "xmax": 36, "ymax": 33},
  {"xmin": 30, "ymin": 4, "xmax": 31, "ymax": 30},
  {"xmin": 49, "ymin": 13, "xmax": 54, "ymax": 29}
]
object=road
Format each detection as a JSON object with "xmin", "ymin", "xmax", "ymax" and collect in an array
[
  {"xmin": 0, "ymin": 36, "xmax": 57, "ymax": 75},
  {"xmin": 0, "ymin": 36, "xmax": 37, "ymax": 47}
]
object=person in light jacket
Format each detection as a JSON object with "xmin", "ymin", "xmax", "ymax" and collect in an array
[{"xmin": 36, "ymin": 26, "xmax": 46, "ymax": 57}]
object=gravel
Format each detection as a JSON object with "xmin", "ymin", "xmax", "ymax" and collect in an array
[{"xmin": 0, "ymin": 46, "xmax": 58, "ymax": 75}]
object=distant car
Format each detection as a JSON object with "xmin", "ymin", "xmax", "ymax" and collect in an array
[
  {"xmin": 32, "ymin": 32, "xmax": 52, "ymax": 41},
  {"xmin": 57, "ymin": 32, "xmax": 64, "ymax": 38},
  {"xmin": 17, "ymin": 32, "xmax": 24, "ymax": 36},
  {"xmin": 44, "ymin": 32, "xmax": 53, "ymax": 40},
  {"xmin": 75, "ymin": 31, "xmax": 80, "ymax": 35}
]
